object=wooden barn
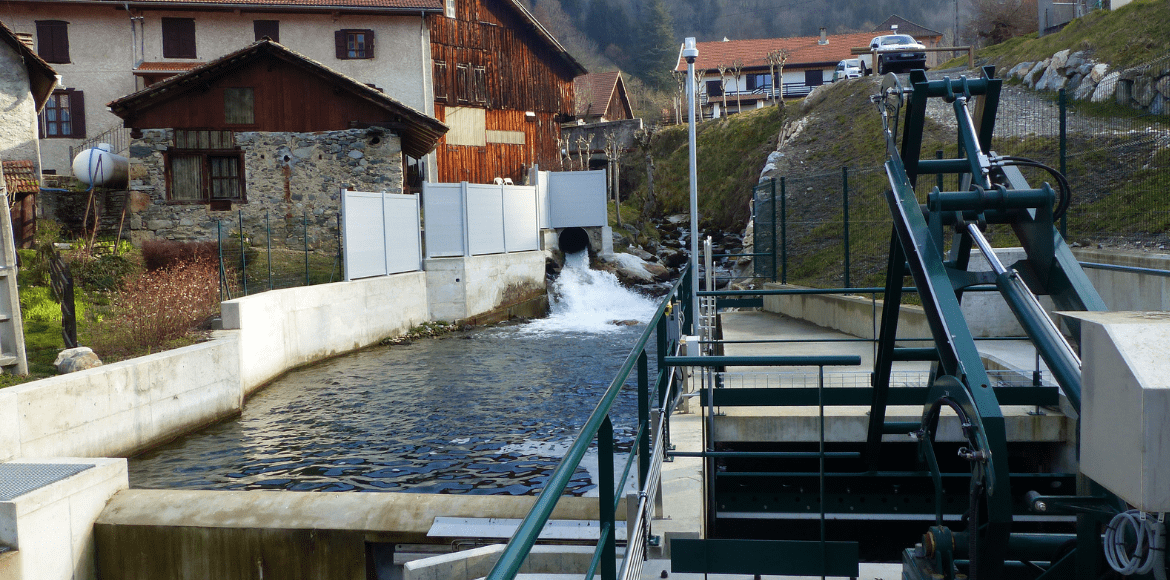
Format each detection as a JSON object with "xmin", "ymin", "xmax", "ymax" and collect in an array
[{"xmin": 429, "ymin": 0, "xmax": 586, "ymax": 183}]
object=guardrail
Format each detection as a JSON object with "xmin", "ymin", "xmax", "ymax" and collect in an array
[{"xmin": 485, "ymin": 266, "xmax": 692, "ymax": 580}]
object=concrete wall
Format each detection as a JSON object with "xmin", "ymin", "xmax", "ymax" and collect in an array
[
  {"xmin": 0, "ymin": 40, "xmax": 42, "ymax": 173},
  {"xmin": 404, "ymin": 544, "xmax": 597, "ymax": 580},
  {"xmin": 0, "ymin": 338, "xmax": 240, "ymax": 461},
  {"xmin": 3, "ymin": 7, "xmax": 430, "ymax": 174},
  {"xmin": 762, "ymin": 284, "xmax": 933, "ymax": 340},
  {"xmin": 425, "ymin": 251, "xmax": 545, "ymax": 322},
  {"xmin": 127, "ymin": 128, "xmax": 402, "ymax": 247},
  {"xmin": 0, "ymin": 459, "xmax": 127, "ymax": 580},
  {"xmin": 1074, "ymin": 248, "xmax": 1170, "ymax": 311},
  {"xmin": 94, "ymin": 490, "xmax": 613, "ymax": 580},
  {"xmin": 222, "ymin": 271, "xmax": 429, "ymax": 394}
]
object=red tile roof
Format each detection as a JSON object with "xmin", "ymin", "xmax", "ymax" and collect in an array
[
  {"xmin": 2, "ymin": 161, "xmax": 39, "ymax": 195},
  {"xmin": 125, "ymin": 0, "xmax": 441, "ymax": 9},
  {"xmin": 574, "ymin": 71, "xmax": 621, "ymax": 118},
  {"xmin": 675, "ymin": 31, "xmax": 877, "ymax": 72}
]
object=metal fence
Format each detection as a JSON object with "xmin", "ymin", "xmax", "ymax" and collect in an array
[
  {"xmin": 216, "ymin": 208, "xmax": 343, "ymax": 300},
  {"xmin": 754, "ymin": 54, "xmax": 1169, "ymax": 288}
]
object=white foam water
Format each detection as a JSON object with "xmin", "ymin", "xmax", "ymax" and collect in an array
[{"xmin": 520, "ymin": 251, "xmax": 659, "ymax": 334}]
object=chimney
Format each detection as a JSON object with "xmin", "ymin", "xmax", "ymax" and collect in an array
[
  {"xmin": 891, "ymin": 24, "xmax": 899, "ymax": 32},
  {"xmin": 818, "ymin": 27, "xmax": 828, "ymax": 45}
]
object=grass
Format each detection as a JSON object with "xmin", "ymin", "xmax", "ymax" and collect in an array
[{"xmin": 939, "ymin": 0, "xmax": 1170, "ymax": 71}]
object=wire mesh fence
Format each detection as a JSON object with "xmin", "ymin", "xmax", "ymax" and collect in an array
[
  {"xmin": 215, "ymin": 208, "xmax": 344, "ymax": 300},
  {"xmin": 753, "ymin": 51, "xmax": 1169, "ymax": 287}
]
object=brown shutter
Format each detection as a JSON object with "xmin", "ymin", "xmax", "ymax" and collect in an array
[
  {"xmin": 163, "ymin": 18, "xmax": 196, "ymax": 58},
  {"xmin": 335, "ymin": 30, "xmax": 346, "ymax": 59},
  {"xmin": 363, "ymin": 30, "xmax": 375, "ymax": 58},
  {"xmin": 35, "ymin": 21, "xmax": 69, "ymax": 64},
  {"xmin": 70, "ymin": 90, "xmax": 85, "ymax": 139},
  {"xmin": 254, "ymin": 20, "xmax": 279, "ymax": 43}
]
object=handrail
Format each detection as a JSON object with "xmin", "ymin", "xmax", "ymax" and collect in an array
[{"xmin": 485, "ymin": 265, "xmax": 690, "ymax": 580}]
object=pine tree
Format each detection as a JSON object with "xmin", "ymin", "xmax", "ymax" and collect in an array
[{"xmin": 635, "ymin": 0, "xmax": 675, "ymax": 89}]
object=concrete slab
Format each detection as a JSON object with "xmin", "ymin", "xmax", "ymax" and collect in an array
[{"xmin": 641, "ymin": 558, "xmax": 904, "ymax": 579}]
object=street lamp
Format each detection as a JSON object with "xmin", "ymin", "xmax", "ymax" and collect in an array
[{"xmin": 683, "ymin": 37, "xmax": 700, "ymax": 334}]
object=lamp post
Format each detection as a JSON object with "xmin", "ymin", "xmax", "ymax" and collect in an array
[{"xmin": 683, "ymin": 37, "xmax": 700, "ymax": 334}]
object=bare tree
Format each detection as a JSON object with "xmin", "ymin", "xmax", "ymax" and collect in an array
[
  {"xmin": 967, "ymin": 0, "xmax": 1038, "ymax": 45},
  {"xmin": 557, "ymin": 137, "xmax": 567, "ymax": 171},
  {"xmin": 603, "ymin": 129, "xmax": 624, "ymax": 228},
  {"xmin": 716, "ymin": 63, "xmax": 728, "ymax": 118},
  {"xmin": 673, "ymin": 70, "xmax": 686, "ymax": 125},
  {"xmin": 765, "ymin": 48, "xmax": 790, "ymax": 115},
  {"xmin": 575, "ymin": 134, "xmax": 590, "ymax": 171},
  {"xmin": 731, "ymin": 58, "xmax": 744, "ymax": 115},
  {"xmin": 693, "ymin": 69, "xmax": 707, "ymax": 122},
  {"xmin": 633, "ymin": 125, "xmax": 660, "ymax": 220}
]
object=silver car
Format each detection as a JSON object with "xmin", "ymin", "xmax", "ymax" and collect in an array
[{"xmin": 859, "ymin": 34, "xmax": 927, "ymax": 75}]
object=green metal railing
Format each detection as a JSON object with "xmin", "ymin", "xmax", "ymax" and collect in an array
[{"xmin": 485, "ymin": 266, "xmax": 691, "ymax": 580}]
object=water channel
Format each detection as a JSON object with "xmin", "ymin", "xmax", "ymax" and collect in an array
[{"xmin": 129, "ymin": 252, "xmax": 661, "ymax": 496}]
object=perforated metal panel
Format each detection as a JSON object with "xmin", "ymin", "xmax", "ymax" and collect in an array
[{"xmin": 0, "ymin": 463, "xmax": 93, "ymax": 501}]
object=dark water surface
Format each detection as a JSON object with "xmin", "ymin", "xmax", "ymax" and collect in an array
[{"xmin": 129, "ymin": 322, "xmax": 655, "ymax": 495}]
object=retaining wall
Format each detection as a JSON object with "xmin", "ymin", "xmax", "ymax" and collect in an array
[
  {"xmin": 425, "ymin": 251, "xmax": 545, "ymax": 322},
  {"xmin": 1074, "ymin": 248, "xmax": 1170, "ymax": 311},
  {"xmin": 222, "ymin": 271, "xmax": 430, "ymax": 395},
  {"xmin": 0, "ymin": 338, "xmax": 240, "ymax": 461}
]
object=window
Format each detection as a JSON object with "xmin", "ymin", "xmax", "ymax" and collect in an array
[
  {"xmin": 804, "ymin": 69, "xmax": 823, "ymax": 87},
  {"xmin": 39, "ymin": 89, "xmax": 85, "ymax": 138},
  {"xmin": 35, "ymin": 20, "xmax": 69, "ymax": 63},
  {"xmin": 162, "ymin": 18, "xmax": 196, "ymax": 58},
  {"xmin": 455, "ymin": 63, "xmax": 470, "ymax": 103},
  {"xmin": 223, "ymin": 88, "xmax": 255, "ymax": 125},
  {"xmin": 433, "ymin": 60, "xmax": 448, "ymax": 101},
  {"xmin": 746, "ymin": 73, "xmax": 771, "ymax": 91},
  {"xmin": 444, "ymin": 0, "xmax": 456, "ymax": 17},
  {"xmin": 705, "ymin": 79, "xmax": 723, "ymax": 97},
  {"xmin": 472, "ymin": 65, "xmax": 488, "ymax": 104},
  {"xmin": 253, "ymin": 20, "xmax": 279, "ymax": 43},
  {"xmin": 335, "ymin": 29, "xmax": 374, "ymax": 59},
  {"xmin": 166, "ymin": 130, "xmax": 245, "ymax": 203}
]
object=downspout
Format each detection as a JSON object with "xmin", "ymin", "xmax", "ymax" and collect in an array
[{"xmin": 420, "ymin": 10, "xmax": 437, "ymax": 182}]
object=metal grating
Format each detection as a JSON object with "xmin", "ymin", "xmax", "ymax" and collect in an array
[{"xmin": 0, "ymin": 463, "xmax": 94, "ymax": 501}]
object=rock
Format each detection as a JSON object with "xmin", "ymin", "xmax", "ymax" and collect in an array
[
  {"xmin": 1091, "ymin": 63, "xmax": 1109, "ymax": 83},
  {"xmin": 146, "ymin": 219, "xmax": 174, "ymax": 230},
  {"xmin": 630, "ymin": 246, "xmax": 656, "ymax": 261},
  {"xmin": 644, "ymin": 262, "xmax": 672, "ymax": 281},
  {"xmin": 1092, "ymin": 72, "xmax": 1120, "ymax": 102},
  {"xmin": 1157, "ymin": 75, "xmax": 1170, "ymax": 99},
  {"xmin": 1064, "ymin": 52, "xmax": 1085, "ymax": 73},
  {"xmin": 1134, "ymin": 76, "xmax": 1157, "ymax": 107},
  {"xmin": 347, "ymin": 149, "xmax": 364, "ymax": 159},
  {"xmin": 1074, "ymin": 77, "xmax": 1097, "ymax": 100},
  {"xmin": 1116, "ymin": 79, "xmax": 1134, "ymax": 107},
  {"xmin": 610, "ymin": 319, "xmax": 639, "ymax": 326},
  {"xmin": 1049, "ymin": 49, "xmax": 1070, "ymax": 71},
  {"xmin": 658, "ymin": 247, "xmax": 687, "ymax": 268},
  {"xmin": 1067, "ymin": 73, "xmax": 1083, "ymax": 93},
  {"xmin": 55, "ymin": 347, "xmax": 102, "ymax": 374},
  {"xmin": 1076, "ymin": 62, "xmax": 1093, "ymax": 77},
  {"xmin": 1151, "ymin": 93, "xmax": 1167, "ymax": 116},
  {"xmin": 1024, "ymin": 59, "xmax": 1049, "ymax": 87},
  {"xmin": 1035, "ymin": 66, "xmax": 1064, "ymax": 91},
  {"xmin": 1008, "ymin": 61, "xmax": 1033, "ymax": 79}
]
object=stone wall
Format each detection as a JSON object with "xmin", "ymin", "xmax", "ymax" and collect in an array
[
  {"xmin": 1008, "ymin": 49, "xmax": 1170, "ymax": 114},
  {"xmin": 127, "ymin": 127, "xmax": 404, "ymax": 251},
  {"xmin": 0, "ymin": 41, "xmax": 43, "ymax": 174}
]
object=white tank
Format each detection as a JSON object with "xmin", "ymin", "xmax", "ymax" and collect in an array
[{"xmin": 72, "ymin": 143, "xmax": 129, "ymax": 188}]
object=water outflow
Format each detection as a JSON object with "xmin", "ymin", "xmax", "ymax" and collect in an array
[{"xmin": 522, "ymin": 251, "xmax": 659, "ymax": 334}]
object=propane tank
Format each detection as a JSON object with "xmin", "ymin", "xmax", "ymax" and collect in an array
[{"xmin": 71, "ymin": 143, "xmax": 129, "ymax": 188}]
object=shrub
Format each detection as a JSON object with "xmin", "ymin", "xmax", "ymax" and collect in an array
[
  {"xmin": 69, "ymin": 253, "xmax": 141, "ymax": 293},
  {"xmin": 141, "ymin": 240, "xmax": 218, "ymax": 271},
  {"xmin": 86, "ymin": 257, "xmax": 221, "ymax": 360}
]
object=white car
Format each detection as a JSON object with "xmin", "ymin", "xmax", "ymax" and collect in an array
[
  {"xmin": 859, "ymin": 34, "xmax": 927, "ymax": 75},
  {"xmin": 832, "ymin": 59, "xmax": 863, "ymax": 82}
]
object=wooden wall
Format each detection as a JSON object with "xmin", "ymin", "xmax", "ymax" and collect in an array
[{"xmin": 429, "ymin": 0, "xmax": 578, "ymax": 183}]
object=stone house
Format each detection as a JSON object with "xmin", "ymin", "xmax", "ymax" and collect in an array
[
  {"xmin": 107, "ymin": 40, "xmax": 446, "ymax": 250},
  {"xmin": 1, "ymin": 0, "xmax": 442, "ymax": 178},
  {"xmin": 0, "ymin": 20, "xmax": 57, "ymax": 246}
]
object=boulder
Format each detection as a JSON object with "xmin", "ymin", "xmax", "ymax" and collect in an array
[
  {"xmin": 1049, "ymin": 49, "xmax": 1070, "ymax": 71},
  {"xmin": 1024, "ymin": 59, "xmax": 1049, "ymax": 87},
  {"xmin": 1157, "ymin": 75, "xmax": 1170, "ymax": 99},
  {"xmin": 1064, "ymin": 51, "xmax": 1086, "ymax": 73},
  {"xmin": 1067, "ymin": 73, "xmax": 1083, "ymax": 93},
  {"xmin": 629, "ymin": 246, "xmax": 656, "ymax": 262},
  {"xmin": 1036, "ymin": 66, "xmax": 1064, "ymax": 91},
  {"xmin": 1091, "ymin": 63, "xmax": 1109, "ymax": 83},
  {"xmin": 1134, "ymin": 76, "xmax": 1157, "ymax": 107},
  {"xmin": 658, "ymin": 247, "xmax": 687, "ymax": 268},
  {"xmin": 1074, "ymin": 77, "xmax": 1098, "ymax": 101},
  {"xmin": 1008, "ymin": 61, "xmax": 1034, "ymax": 79},
  {"xmin": 1151, "ymin": 93, "xmax": 1167, "ymax": 116},
  {"xmin": 55, "ymin": 347, "xmax": 102, "ymax": 374},
  {"xmin": 1092, "ymin": 71, "xmax": 1120, "ymax": 103},
  {"xmin": 1076, "ymin": 62, "xmax": 1093, "ymax": 77},
  {"xmin": 1116, "ymin": 78, "xmax": 1134, "ymax": 107}
]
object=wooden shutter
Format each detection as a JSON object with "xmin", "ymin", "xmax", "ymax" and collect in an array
[
  {"xmin": 162, "ymin": 18, "xmax": 196, "ymax": 58},
  {"xmin": 69, "ymin": 90, "xmax": 85, "ymax": 138},
  {"xmin": 254, "ymin": 20, "xmax": 279, "ymax": 43},
  {"xmin": 433, "ymin": 61, "xmax": 448, "ymax": 102},
  {"xmin": 335, "ymin": 30, "xmax": 347, "ymax": 59},
  {"xmin": 35, "ymin": 20, "xmax": 69, "ymax": 64},
  {"xmin": 472, "ymin": 65, "xmax": 487, "ymax": 105},
  {"xmin": 362, "ymin": 30, "xmax": 375, "ymax": 58},
  {"xmin": 456, "ymin": 63, "xmax": 470, "ymax": 103}
]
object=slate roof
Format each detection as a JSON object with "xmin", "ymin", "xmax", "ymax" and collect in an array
[
  {"xmin": 675, "ymin": 31, "xmax": 878, "ymax": 72},
  {"xmin": 574, "ymin": 71, "xmax": 627, "ymax": 119},
  {"xmin": 109, "ymin": 39, "xmax": 448, "ymax": 157},
  {"xmin": 872, "ymin": 15, "xmax": 944, "ymax": 39},
  {"xmin": 2, "ymin": 161, "xmax": 39, "ymax": 195},
  {"xmin": 0, "ymin": 20, "xmax": 58, "ymax": 111}
]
